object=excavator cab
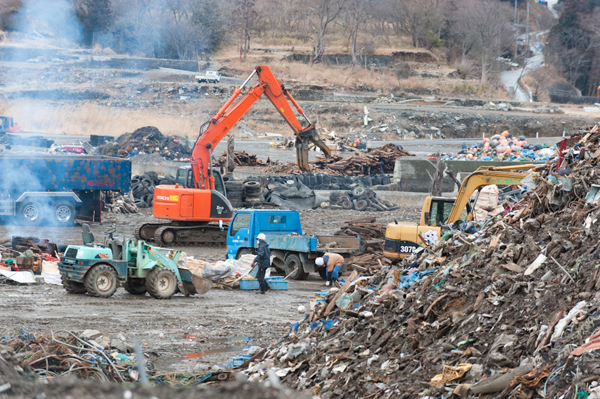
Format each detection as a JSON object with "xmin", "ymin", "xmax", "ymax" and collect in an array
[{"xmin": 175, "ymin": 166, "xmax": 226, "ymax": 197}]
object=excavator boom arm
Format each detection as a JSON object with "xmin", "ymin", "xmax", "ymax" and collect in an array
[
  {"xmin": 446, "ymin": 164, "xmax": 535, "ymax": 223},
  {"xmin": 190, "ymin": 66, "xmax": 331, "ymax": 189}
]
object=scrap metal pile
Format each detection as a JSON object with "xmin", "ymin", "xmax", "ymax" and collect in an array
[
  {"xmin": 101, "ymin": 126, "xmax": 192, "ymax": 161},
  {"xmin": 241, "ymin": 124, "xmax": 600, "ymax": 399},
  {"xmin": 265, "ymin": 144, "xmax": 413, "ymax": 176}
]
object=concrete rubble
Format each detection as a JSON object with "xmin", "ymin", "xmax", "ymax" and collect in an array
[{"xmin": 235, "ymin": 123, "xmax": 600, "ymax": 399}]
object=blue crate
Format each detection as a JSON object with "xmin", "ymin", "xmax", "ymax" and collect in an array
[
  {"xmin": 240, "ymin": 278, "xmax": 259, "ymax": 290},
  {"xmin": 266, "ymin": 276, "xmax": 288, "ymax": 290}
]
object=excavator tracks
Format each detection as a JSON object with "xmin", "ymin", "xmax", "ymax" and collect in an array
[{"xmin": 135, "ymin": 222, "xmax": 227, "ymax": 247}]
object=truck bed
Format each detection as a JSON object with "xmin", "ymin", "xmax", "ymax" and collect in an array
[
  {"xmin": 265, "ymin": 233, "xmax": 360, "ymax": 254},
  {"xmin": 314, "ymin": 235, "xmax": 361, "ymax": 253}
]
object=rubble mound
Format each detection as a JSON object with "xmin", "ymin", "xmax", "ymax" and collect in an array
[
  {"xmin": 241, "ymin": 125, "xmax": 600, "ymax": 399},
  {"xmin": 265, "ymin": 143, "xmax": 413, "ymax": 176},
  {"xmin": 102, "ymin": 126, "xmax": 192, "ymax": 161}
]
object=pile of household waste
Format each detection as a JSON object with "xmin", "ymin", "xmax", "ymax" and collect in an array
[
  {"xmin": 429, "ymin": 131, "xmax": 555, "ymax": 162},
  {"xmin": 130, "ymin": 172, "xmax": 176, "ymax": 208},
  {"xmin": 328, "ymin": 186, "xmax": 399, "ymax": 212},
  {"xmin": 0, "ymin": 332, "xmax": 307, "ymax": 399},
  {"xmin": 102, "ymin": 126, "xmax": 192, "ymax": 161},
  {"xmin": 0, "ymin": 237, "xmax": 61, "ymax": 285},
  {"xmin": 179, "ymin": 253, "xmax": 257, "ymax": 288},
  {"xmin": 265, "ymin": 143, "xmax": 413, "ymax": 176},
  {"xmin": 240, "ymin": 124, "xmax": 600, "ymax": 399}
]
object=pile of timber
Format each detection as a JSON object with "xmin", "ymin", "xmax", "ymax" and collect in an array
[
  {"xmin": 214, "ymin": 151, "xmax": 271, "ymax": 167},
  {"xmin": 265, "ymin": 143, "xmax": 413, "ymax": 176},
  {"xmin": 335, "ymin": 217, "xmax": 391, "ymax": 274}
]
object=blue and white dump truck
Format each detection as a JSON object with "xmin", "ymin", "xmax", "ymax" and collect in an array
[
  {"xmin": 227, "ymin": 209, "xmax": 361, "ymax": 280},
  {"xmin": 0, "ymin": 155, "xmax": 131, "ymax": 226}
]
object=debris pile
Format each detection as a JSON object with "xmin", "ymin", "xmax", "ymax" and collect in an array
[
  {"xmin": 105, "ymin": 192, "xmax": 139, "ymax": 214},
  {"xmin": 241, "ymin": 125, "xmax": 600, "ymax": 399},
  {"xmin": 329, "ymin": 186, "xmax": 398, "ymax": 212},
  {"xmin": 334, "ymin": 217, "xmax": 391, "ymax": 274},
  {"xmin": 0, "ymin": 331, "xmax": 308, "ymax": 399},
  {"xmin": 265, "ymin": 144, "xmax": 413, "ymax": 176},
  {"xmin": 431, "ymin": 131, "xmax": 554, "ymax": 162},
  {"xmin": 102, "ymin": 126, "xmax": 191, "ymax": 161},
  {"xmin": 214, "ymin": 151, "xmax": 270, "ymax": 167}
]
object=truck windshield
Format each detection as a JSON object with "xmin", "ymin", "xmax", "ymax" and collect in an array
[{"xmin": 230, "ymin": 213, "xmax": 250, "ymax": 236}]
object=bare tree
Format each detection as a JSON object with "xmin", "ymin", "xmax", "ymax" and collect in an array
[
  {"xmin": 390, "ymin": 0, "xmax": 444, "ymax": 49},
  {"xmin": 308, "ymin": 0, "xmax": 347, "ymax": 63},
  {"xmin": 463, "ymin": 0, "xmax": 511, "ymax": 85},
  {"xmin": 232, "ymin": 0, "xmax": 258, "ymax": 61},
  {"xmin": 343, "ymin": 0, "xmax": 379, "ymax": 67}
]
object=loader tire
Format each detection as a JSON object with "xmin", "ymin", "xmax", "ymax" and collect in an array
[
  {"xmin": 85, "ymin": 264, "xmax": 118, "ymax": 298},
  {"xmin": 146, "ymin": 267, "xmax": 178, "ymax": 299},
  {"xmin": 123, "ymin": 279, "xmax": 147, "ymax": 295},
  {"xmin": 61, "ymin": 276, "xmax": 87, "ymax": 294}
]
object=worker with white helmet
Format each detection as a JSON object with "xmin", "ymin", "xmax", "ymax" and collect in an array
[
  {"xmin": 251, "ymin": 233, "xmax": 271, "ymax": 294},
  {"xmin": 315, "ymin": 252, "xmax": 345, "ymax": 286}
]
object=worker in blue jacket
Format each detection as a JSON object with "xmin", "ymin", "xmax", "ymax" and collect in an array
[{"xmin": 251, "ymin": 233, "xmax": 271, "ymax": 294}]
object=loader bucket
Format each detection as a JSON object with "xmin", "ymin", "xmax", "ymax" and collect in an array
[{"xmin": 178, "ymin": 268, "xmax": 213, "ymax": 295}]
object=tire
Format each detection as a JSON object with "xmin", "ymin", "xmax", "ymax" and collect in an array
[
  {"xmin": 354, "ymin": 199, "xmax": 368, "ymax": 211},
  {"xmin": 226, "ymin": 181, "xmax": 243, "ymax": 188},
  {"xmin": 52, "ymin": 201, "xmax": 76, "ymax": 226},
  {"xmin": 338, "ymin": 195, "xmax": 351, "ymax": 204},
  {"xmin": 123, "ymin": 279, "xmax": 147, "ymax": 295},
  {"xmin": 341, "ymin": 200, "xmax": 353, "ymax": 210},
  {"xmin": 61, "ymin": 276, "xmax": 87, "ymax": 294},
  {"xmin": 84, "ymin": 264, "xmax": 118, "ymax": 298},
  {"xmin": 284, "ymin": 253, "xmax": 308, "ymax": 280},
  {"xmin": 19, "ymin": 201, "xmax": 42, "ymax": 225},
  {"xmin": 244, "ymin": 181, "xmax": 260, "ymax": 190},
  {"xmin": 236, "ymin": 248, "xmax": 254, "ymax": 259},
  {"xmin": 145, "ymin": 267, "xmax": 178, "ymax": 299},
  {"xmin": 353, "ymin": 186, "xmax": 366, "ymax": 198},
  {"xmin": 318, "ymin": 267, "xmax": 327, "ymax": 280}
]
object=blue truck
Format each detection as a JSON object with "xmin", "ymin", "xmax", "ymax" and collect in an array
[
  {"xmin": 226, "ymin": 209, "xmax": 361, "ymax": 280},
  {"xmin": 0, "ymin": 155, "xmax": 131, "ymax": 225}
]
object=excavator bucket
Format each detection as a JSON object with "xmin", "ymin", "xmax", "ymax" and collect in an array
[
  {"xmin": 178, "ymin": 268, "xmax": 214, "ymax": 295},
  {"xmin": 295, "ymin": 127, "xmax": 332, "ymax": 172}
]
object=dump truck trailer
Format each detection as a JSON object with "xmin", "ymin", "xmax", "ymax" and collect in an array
[{"xmin": 0, "ymin": 155, "xmax": 131, "ymax": 225}]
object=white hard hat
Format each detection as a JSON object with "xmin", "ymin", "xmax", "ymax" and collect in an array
[
  {"xmin": 257, "ymin": 233, "xmax": 266, "ymax": 241},
  {"xmin": 315, "ymin": 257, "xmax": 324, "ymax": 266}
]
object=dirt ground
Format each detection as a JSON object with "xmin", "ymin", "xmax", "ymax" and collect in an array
[{"xmin": 0, "ymin": 206, "xmax": 420, "ymax": 374}]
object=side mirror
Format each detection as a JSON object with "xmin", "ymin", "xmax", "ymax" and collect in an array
[
  {"xmin": 424, "ymin": 212, "xmax": 431, "ymax": 226},
  {"xmin": 219, "ymin": 220, "xmax": 224, "ymax": 231}
]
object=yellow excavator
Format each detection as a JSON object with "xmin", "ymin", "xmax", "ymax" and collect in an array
[{"xmin": 384, "ymin": 164, "xmax": 535, "ymax": 259}]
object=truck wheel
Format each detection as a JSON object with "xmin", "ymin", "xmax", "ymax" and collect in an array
[
  {"xmin": 19, "ymin": 201, "xmax": 41, "ymax": 225},
  {"xmin": 84, "ymin": 264, "xmax": 118, "ymax": 298},
  {"xmin": 285, "ymin": 254, "xmax": 308, "ymax": 280},
  {"xmin": 61, "ymin": 276, "xmax": 87, "ymax": 294},
  {"xmin": 146, "ymin": 267, "xmax": 178, "ymax": 299},
  {"xmin": 53, "ymin": 202, "xmax": 76, "ymax": 226},
  {"xmin": 123, "ymin": 279, "xmax": 147, "ymax": 295},
  {"xmin": 318, "ymin": 267, "xmax": 327, "ymax": 280},
  {"xmin": 236, "ymin": 248, "xmax": 254, "ymax": 259}
]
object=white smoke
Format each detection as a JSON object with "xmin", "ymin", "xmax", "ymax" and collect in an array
[{"xmin": 11, "ymin": 0, "xmax": 82, "ymax": 45}]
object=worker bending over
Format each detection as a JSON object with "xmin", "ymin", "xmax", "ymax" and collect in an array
[
  {"xmin": 251, "ymin": 233, "xmax": 271, "ymax": 294},
  {"xmin": 315, "ymin": 252, "xmax": 344, "ymax": 286}
]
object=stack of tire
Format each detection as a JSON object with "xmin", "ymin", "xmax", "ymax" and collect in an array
[
  {"xmin": 225, "ymin": 180, "xmax": 244, "ymax": 208},
  {"xmin": 243, "ymin": 180, "xmax": 263, "ymax": 208},
  {"xmin": 330, "ymin": 186, "xmax": 399, "ymax": 212},
  {"xmin": 261, "ymin": 173, "xmax": 391, "ymax": 191},
  {"xmin": 130, "ymin": 172, "xmax": 176, "ymax": 208}
]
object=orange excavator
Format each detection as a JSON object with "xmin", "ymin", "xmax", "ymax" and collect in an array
[{"xmin": 135, "ymin": 66, "xmax": 332, "ymax": 246}]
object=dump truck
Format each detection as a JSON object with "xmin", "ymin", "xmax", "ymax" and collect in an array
[
  {"xmin": 58, "ymin": 225, "xmax": 212, "ymax": 299},
  {"xmin": 227, "ymin": 209, "xmax": 361, "ymax": 280},
  {"xmin": 0, "ymin": 155, "xmax": 131, "ymax": 225},
  {"xmin": 384, "ymin": 164, "xmax": 534, "ymax": 259}
]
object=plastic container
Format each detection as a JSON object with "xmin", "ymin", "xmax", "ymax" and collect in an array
[
  {"xmin": 266, "ymin": 276, "xmax": 288, "ymax": 290},
  {"xmin": 240, "ymin": 278, "xmax": 260, "ymax": 290}
]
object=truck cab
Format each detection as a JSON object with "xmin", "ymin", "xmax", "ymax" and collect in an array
[
  {"xmin": 227, "ymin": 209, "xmax": 360, "ymax": 280},
  {"xmin": 175, "ymin": 165, "xmax": 226, "ymax": 197}
]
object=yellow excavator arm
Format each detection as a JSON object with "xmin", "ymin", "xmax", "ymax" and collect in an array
[{"xmin": 446, "ymin": 164, "xmax": 535, "ymax": 224}]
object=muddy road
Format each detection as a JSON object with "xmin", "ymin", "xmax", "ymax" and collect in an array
[{"xmin": 0, "ymin": 206, "xmax": 420, "ymax": 373}]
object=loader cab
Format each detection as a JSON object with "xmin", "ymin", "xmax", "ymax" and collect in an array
[
  {"xmin": 175, "ymin": 166, "xmax": 226, "ymax": 197},
  {"xmin": 420, "ymin": 197, "xmax": 471, "ymax": 227}
]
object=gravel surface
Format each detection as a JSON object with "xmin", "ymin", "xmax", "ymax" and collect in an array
[{"xmin": 0, "ymin": 205, "xmax": 421, "ymax": 373}]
